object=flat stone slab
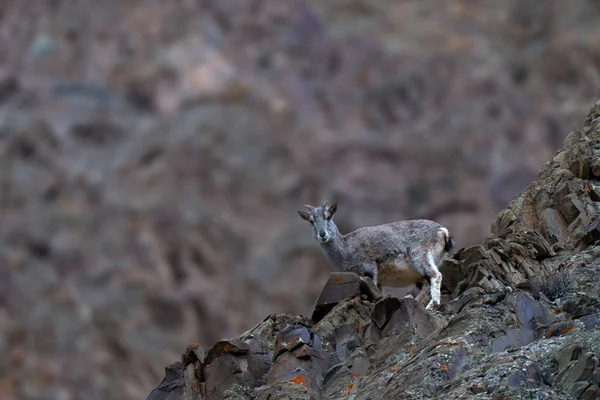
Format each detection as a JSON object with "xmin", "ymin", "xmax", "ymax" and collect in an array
[
  {"xmin": 274, "ymin": 325, "xmax": 312, "ymax": 360},
  {"xmin": 312, "ymin": 272, "xmax": 381, "ymax": 323},
  {"xmin": 204, "ymin": 339, "xmax": 249, "ymax": 365},
  {"xmin": 379, "ymin": 296, "xmax": 436, "ymax": 338}
]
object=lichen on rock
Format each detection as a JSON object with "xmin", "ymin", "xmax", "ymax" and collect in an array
[{"xmin": 147, "ymin": 101, "xmax": 600, "ymax": 399}]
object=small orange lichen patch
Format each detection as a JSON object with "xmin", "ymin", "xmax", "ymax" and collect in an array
[
  {"xmin": 513, "ymin": 315, "xmax": 522, "ymax": 327},
  {"xmin": 352, "ymin": 372, "xmax": 361, "ymax": 379},
  {"xmin": 289, "ymin": 375, "xmax": 306, "ymax": 385},
  {"xmin": 545, "ymin": 324, "xmax": 575, "ymax": 338},
  {"xmin": 408, "ymin": 344, "xmax": 419, "ymax": 354},
  {"xmin": 582, "ymin": 218, "xmax": 590, "ymax": 226},
  {"xmin": 332, "ymin": 276, "xmax": 344, "ymax": 283},
  {"xmin": 343, "ymin": 383, "xmax": 355, "ymax": 397},
  {"xmin": 560, "ymin": 325, "xmax": 574, "ymax": 335},
  {"xmin": 440, "ymin": 364, "xmax": 449, "ymax": 372},
  {"xmin": 391, "ymin": 365, "xmax": 399, "ymax": 371},
  {"xmin": 223, "ymin": 344, "xmax": 235, "ymax": 352}
]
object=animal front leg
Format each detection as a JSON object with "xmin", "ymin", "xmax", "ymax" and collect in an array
[
  {"xmin": 360, "ymin": 263, "xmax": 381, "ymax": 291},
  {"xmin": 373, "ymin": 269, "xmax": 382, "ymax": 292},
  {"xmin": 370, "ymin": 267, "xmax": 383, "ymax": 294}
]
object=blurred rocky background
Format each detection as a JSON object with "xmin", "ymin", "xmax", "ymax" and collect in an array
[{"xmin": 0, "ymin": 0, "xmax": 599, "ymax": 399}]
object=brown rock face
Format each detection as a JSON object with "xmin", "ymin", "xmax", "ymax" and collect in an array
[{"xmin": 148, "ymin": 101, "xmax": 600, "ymax": 399}]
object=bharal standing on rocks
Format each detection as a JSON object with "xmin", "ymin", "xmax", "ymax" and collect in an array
[{"xmin": 298, "ymin": 202, "xmax": 455, "ymax": 310}]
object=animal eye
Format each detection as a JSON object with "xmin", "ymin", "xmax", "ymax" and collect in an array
[{"xmin": 309, "ymin": 219, "xmax": 314, "ymax": 224}]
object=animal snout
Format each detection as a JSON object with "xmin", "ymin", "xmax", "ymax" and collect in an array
[{"xmin": 319, "ymin": 231, "xmax": 326, "ymax": 238}]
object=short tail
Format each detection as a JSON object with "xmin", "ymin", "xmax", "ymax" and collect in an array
[{"xmin": 440, "ymin": 227, "xmax": 455, "ymax": 253}]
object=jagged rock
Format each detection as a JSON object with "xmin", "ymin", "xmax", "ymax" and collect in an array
[
  {"xmin": 554, "ymin": 342, "xmax": 600, "ymax": 398},
  {"xmin": 273, "ymin": 325, "xmax": 312, "ymax": 360},
  {"xmin": 146, "ymin": 363, "xmax": 185, "ymax": 400},
  {"xmin": 264, "ymin": 330, "xmax": 328, "ymax": 400},
  {"xmin": 543, "ymin": 321, "xmax": 577, "ymax": 338},
  {"xmin": 541, "ymin": 208, "xmax": 570, "ymax": 248},
  {"xmin": 438, "ymin": 258, "xmax": 465, "ymax": 294},
  {"xmin": 240, "ymin": 314, "xmax": 314, "ymax": 354},
  {"xmin": 592, "ymin": 160, "xmax": 600, "ymax": 178},
  {"xmin": 313, "ymin": 297, "xmax": 372, "ymax": 347},
  {"xmin": 147, "ymin": 102, "xmax": 600, "ymax": 399},
  {"xmin": 359, "ymin": 276, "xmax": 384, "ymax": 302},
  {"xmin": 183, "ymin": 364, "xmax": 203, "ymax": 399},
  {"xmin": 368, "ymin": 296, "xmax": 436, "ymax": 340},
  {"xmin": 182, "ymin": 344, "xmax": 206, "ymax": 366},
  {"xmin": 584, "ymin": 217, "xmax": 600, "ymax": 244},
  {"xmin": 370, "ymin": 296, "xmax": 402, "ymax": 330},
  {"xmin": 246, "ymin": 339, "xmax": 272, "ymax": 380},
  {"xmin": 513, "ymin": 293, "xmax": 554, "ymax": 329},
  {"xmin": 451, "ymin": 286, "xmax": 485, "ymax": 313},
  {"xmin": 311, "ymin": 272, "xmax": 380, "ymax": 323},
  {"xmin": 457, "ymin": 245, "xmax": 488, "ymax": 267},
  {"xmin": 491, "ymin": 209, "xmax": 519, "ymax": 237},
  {"xmin": 331, "ymin": 323, "xmax": 362, "ymax": 364},
  {"xmin": 203, "ymin": 347, "xmax": 257, "ymax": 398},
  {"xmin": 516, "ymin": 280, "xmax": 542, "ymax": 300},
  {"xmin": 322, "ymin": 349, "xmax": 371, "ymax": 399},
  {"xmin": 204, "ymin": 339, "xmax": 249, "ymax": 365},
  {"xmin": 579, "ymin": 313, "xmax": 600, "ymax": 331},
  {"xmin": 483, "ymin": 291, "xmax": 505, "ymax": 305}
]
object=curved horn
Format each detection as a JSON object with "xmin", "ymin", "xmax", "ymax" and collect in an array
[
  {"xmin": 323, "ymin": 201, "xmax": 329, "ymax": 208},
  {"xmin": 304, "ymin": 205, "xmax": 314, "ymax": 211}
]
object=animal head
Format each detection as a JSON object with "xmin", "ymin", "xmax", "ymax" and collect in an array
[{"xmin": 298, "ymin": 201, "xmax": 338, "ymax": 243}]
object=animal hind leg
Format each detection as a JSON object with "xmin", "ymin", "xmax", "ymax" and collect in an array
[
  {"xmin": 424, "ymin": 251, "xmax": 442, "ymax": 310},
  {"xmin": 406, "ymin": 249, "xmax": 442, "ymax": 309}
]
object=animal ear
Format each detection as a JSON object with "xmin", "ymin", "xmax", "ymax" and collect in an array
[
  {"xmin": 298, "ymin": 210, "xmax": 310, "ymax": 221},
  {"xmin": 328, "ymin": 202, "xmax": 338, "ymax": 217}
]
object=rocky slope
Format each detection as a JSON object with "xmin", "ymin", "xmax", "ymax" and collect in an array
[
  {"xmin": 147, "ymin": 101, "xmax": 600, "ymax": 399},
  {"xmin": 2, "ymin": 1, "xmax": 600, "ymax": 398}
]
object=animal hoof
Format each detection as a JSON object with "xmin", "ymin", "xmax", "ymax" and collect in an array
[{"xmin": 426, "ymin": 300, "xmax": 439, "ymax": 310}]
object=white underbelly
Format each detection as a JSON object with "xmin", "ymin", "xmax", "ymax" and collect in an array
[{"xmin": 377, "ymin": 258, "xmax": 424, "ymax": 288}]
